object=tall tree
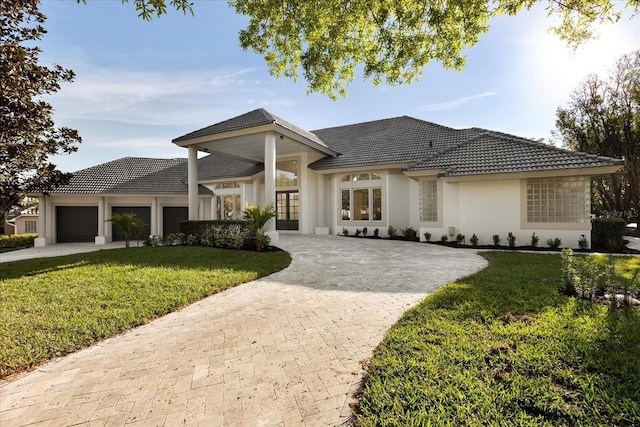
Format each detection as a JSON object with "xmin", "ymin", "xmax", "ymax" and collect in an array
[
  {"xmin": 554, "ymin": 50, "xmax": 640, "ymax": 222},
  {"xmin": 0, "ymin": 0, "xmax": 81, "ymax": 214},
  {"xmin": 105, "ymin": 0, "xmax": 639, "ymax": 99}
]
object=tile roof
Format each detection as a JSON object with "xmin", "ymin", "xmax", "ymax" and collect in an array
[
  {"xmin": 50, "ymin": 157, "xmax": 212, "ymax": 195},
  {"xmin": 172, "ymin": 108, "xmax": 333, "ymax": 153},
  {"xmin": 406, "ymin": 131, "xmax": 625, "ymax": 176},
  {"xmin": 309, "ymin": 116, "xmax": 483, "ymax": 170}
]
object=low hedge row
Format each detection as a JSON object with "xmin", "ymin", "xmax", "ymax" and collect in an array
[
  {"xmin": 178, "ymin": 220, "xmax": 255, "ymax": 249},
  {"xmin": 0, "ymin": 234, "xmax": 37, "ymax": 249},
  {"xmin": 592, "ymin": 217, "xmax": 626, "ymax": 251}
]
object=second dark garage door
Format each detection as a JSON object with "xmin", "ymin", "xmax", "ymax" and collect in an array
[
  {"xmin": 163, "ymin": 207, "xmax": 188, "ymax": 235},
  {"xmin": 111, "ymin": 207, "xmax": 151, "ymax": 242}
]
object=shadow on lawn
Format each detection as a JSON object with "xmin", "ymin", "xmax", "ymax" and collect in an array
[{"xmin": 0, "ymin": 246, "xmax": 290, "ymax": 281}]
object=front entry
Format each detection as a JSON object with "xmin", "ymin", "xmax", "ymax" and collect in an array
[{"xmin": 276, "ymin": 191, "xmax": 299, "ymax": 231}]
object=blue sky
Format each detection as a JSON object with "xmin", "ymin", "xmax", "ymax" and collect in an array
[{"xmin": 38, "ymin": 1, "xmax": 639, "ymax": 172}]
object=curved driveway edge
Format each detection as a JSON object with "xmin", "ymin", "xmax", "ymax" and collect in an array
[{"xmin": 0, "ymin": 235, "xmax": 486, "ymax": 426}]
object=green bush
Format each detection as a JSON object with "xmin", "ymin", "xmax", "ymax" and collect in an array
[
  {"xmin": 492, "ymin": 234, "xmax": 500, "ymax": 246},
  {"xmin": 423, "ymin": 231, "xmax": 431, "ymax": 242},
  {"xmin": 592, "ymin": 218, "xmax": 626, "ymax": 251},
  {"xmin": 401, "ymin": 226, "xmax": 418, "ymax": 241},
  {"xmin": 531, "ymin": 232, "xmax": 539, "ymax": 247},
  {"xmin": 547, "ymin": 237, "xmax": 562, "ymax": 249},
  {"xmin": 469, "ymin": 234, "xmax": 478, "ymax": 247},
  {"xmin": 178, "ymin": 220, "xmax": 253, "ymax": 249},
  {"xmin": 507, "ymin": 232, "xmax": 516, "ymax": 247},
  {"xmin": 387, "ymin": 225, "xmax": 397, "ymax": 239},
  {"xmin": 0, "ymin": 234, "xmax": 37, "ymax": 249}
]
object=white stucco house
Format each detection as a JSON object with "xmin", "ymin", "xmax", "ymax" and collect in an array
[{"xmin": 33, "ymin": 108, "xmax": 624, "ymax": 248}]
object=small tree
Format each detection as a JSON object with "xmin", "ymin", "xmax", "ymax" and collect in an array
[
  {"xmin": 242, "ymin": 204, "xmax": 276, "ymax": 251},
  {"xmin": 107, "ymin": 213, "xmax": 145, "ymax": 248}
]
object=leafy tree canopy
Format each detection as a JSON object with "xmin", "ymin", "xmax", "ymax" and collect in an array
[
  {"xmin": 1, "ymin": 0, "xmax": 81, "ymax": 213},
  {"xmin": 554, "ymin": 49, "xmax": 640, "ymax": 221},
  {"xmin": 93, "ymin": 0, "xmax": 639, "ymax": 99}
]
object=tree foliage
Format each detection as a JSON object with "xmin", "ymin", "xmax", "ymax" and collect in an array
[
  {"xmin": 109, "ymin": 0, "xmax": 639, "ymax": 99},
  {"xmin": 554, "ymin": 49, "xmax": 640, "ymax": 221},
  {"xmin": 0, "ymin": 0, "xmax": 81, "ymax": 213},
  {"xmin": 107, "ymin": 212, "xmax": 145, "ymax": 248}
]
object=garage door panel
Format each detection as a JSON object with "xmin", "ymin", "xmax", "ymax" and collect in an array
[
  {"xmin": 163, "ymin": 207, "xmax": 188, "ymax": 235},
  {"xmin": 56, "ymin": 206, "xmax": 98, "ymax": 243},
  {"xmin": 111, "ymin": 207, "xmax": 151, "ymax": 242}
]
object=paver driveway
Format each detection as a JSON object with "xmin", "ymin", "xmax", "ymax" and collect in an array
[{"xmin": 0, "ymin": 235, "xmax": 486, "ymax": 427}]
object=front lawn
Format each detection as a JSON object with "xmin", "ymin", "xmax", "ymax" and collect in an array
[
  {"xmin": 0, "ymin": 246, "xmax": 291, "ymax": 379},
  {"xmin": 356, "ymin": 252, "xmax": 640, "ymax": 426}
]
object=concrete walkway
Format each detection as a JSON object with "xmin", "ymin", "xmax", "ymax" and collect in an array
[{"xmin": 0, "ymin": 235, "xmax": 487, "ymax": 426}]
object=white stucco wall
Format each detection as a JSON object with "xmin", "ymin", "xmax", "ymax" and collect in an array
[
  {"xmin": 386, "ymin": 171, "xmax": 411, "ymax": 235},
  {"xmin": 420, "ymin": 178, "xmax": 591, "ymax": 248}
]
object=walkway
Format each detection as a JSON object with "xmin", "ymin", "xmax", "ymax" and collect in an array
[{"xmin": 0, "ymin": 235, "xmax": 487, "ymax": 426}]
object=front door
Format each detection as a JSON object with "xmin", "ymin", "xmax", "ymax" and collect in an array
[{"xmin": 276, "ymin": 191, "xmax": 299, "ymax": 231}]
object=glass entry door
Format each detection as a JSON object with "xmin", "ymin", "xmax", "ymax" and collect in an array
[{"xmin": 276, "ymin": 191, "xmax": 299, "ymax": 230}]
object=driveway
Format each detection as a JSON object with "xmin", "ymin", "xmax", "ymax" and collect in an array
[{"xmin": 0, "ymin": 235, "xmax": 486, "ymax": 426}]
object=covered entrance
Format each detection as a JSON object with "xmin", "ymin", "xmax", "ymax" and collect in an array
[{"xmin": 276, "ymin": 191, "xmax": 299, "ymax": 231}]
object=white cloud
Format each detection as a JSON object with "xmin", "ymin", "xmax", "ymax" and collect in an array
[
  {"xmin": 416, "ymin": 92, "xmax": 498, "ymax": 111},
  {"xmin": 45, "ymin": 66, "xmax": 276, "ymax": 126}
]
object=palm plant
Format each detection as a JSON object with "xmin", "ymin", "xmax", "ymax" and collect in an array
[
  {"xmin": 242, "ymin": 204, "xmax": 276, "ymax": 251},
  {"xmin": 106, "ymin": 212, "xmax": 145, "ymax": 248}
]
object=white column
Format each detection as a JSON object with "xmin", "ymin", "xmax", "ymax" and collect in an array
[
  {"xmin": 188, "ymin": 145, "xmax": 199, "ymax": 220},
  {"xmin": 264, "ymin": 132, "xmax": 278, "ymax": 242},
  {"xmin": 211, "ymin": 197, "xmax": 217, "ymax": 220},
  {"xmin": 315, "ymin": 175, "xmax": 329, "ymax": 235},
  {"xmin": 95, "ymin": 197, "xmax": 106, "ymax": 244},
  {"xmin": 150, "ymin": 197, "xmax": 158, "ymax": 236},
  {"xmin": 253, "ymin": 178, "xmax": 260, "ymax": 206},
  {"xmin": 34, "ymin": 195, "xmax": 48, "ymax": 246},
  {"xmin": 198, "ymin": 198, "xmax": 204, "ymax": 220}
]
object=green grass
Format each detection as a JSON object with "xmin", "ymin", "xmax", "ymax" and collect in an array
[
  {"xmin": 356, "ymin": 252, "xmax": 640, "ymax": 426},
  {"xmin": 0, "ymin": 246, "xmax": 291, "ymax": 379}
]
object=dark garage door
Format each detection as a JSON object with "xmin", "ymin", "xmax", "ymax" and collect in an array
[
  {"xmin": 56, "ymin": 206, "xmax": 98, "ymax": 243},
  {"xmin": 111, "ymin": 207, "xmax": 151, "ymax": 242},
  {"xmin": 163, "ymin": 207, "xmax": 188, "ymax": 235}
]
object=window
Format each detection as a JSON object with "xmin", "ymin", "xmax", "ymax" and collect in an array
[
  {"xmin": 214, "ymin": 182, "xmax": 240, "ymax": 189},
  {"xmin": 339, "ymin": 172, "xmax": 383, "ymax": 222},
  {"xmin": 527, "ymin": 176, "xmax": 590, "ymax": 223},
  {"xmin": 24, "ymin": 220, "xmax": 37, "ymax": 234},
  {"xmin": 215, "ymin": 194, "xmax": 242, "ymax": 219},
  {"xmin": 276, "ymin": 160, "xmax": 298, "ymax": 187},
  {"xmin": 419, "ymin": 180, "xmax": 438, "ymax": 222}
]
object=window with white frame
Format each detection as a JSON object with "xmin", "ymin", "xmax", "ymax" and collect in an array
[
  {"xmin": 339, "ymin": 172, "xmax": 383, "ymax": 222},
  {"xmin": 276, "ymin": 160, "xmax": 298, "ymax": 188},
  {"xmin": 419, "ymin": 179, "xmax": 438, "ymax": 222},
  {"xmin": 24, "ymin": 220, "xmax": 37, "ymax": 233},
  {"xmin": 213, "ymin": 182, "xmax": 242, "ymax": 220},
  {"xmin": 526, "ymin": 176, "xmax": 590, "ymax": 223}
]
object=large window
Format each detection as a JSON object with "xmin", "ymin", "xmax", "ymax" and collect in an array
[
  {"xmin": 276, "ymin": 160, "xmax": 298, "ymax": 188},
  {"xmin": 527, "ymin": 176, "xmax": 590, "ymax": 223},
  {"xmin": 339, "ymin": 172, "xmax": 383, "ymax": 222},
  {"xmin": 419, "ymin": 180, "xmax": 438, "ymax": 222},
  {"xmin": 213, "ymin": 182, "xmax": 242, "ymax": 220}
]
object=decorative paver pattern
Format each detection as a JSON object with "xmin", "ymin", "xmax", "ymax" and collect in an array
[{"xmin": 0, "ymin": 235, "xmax": 486, "ymax": 426}]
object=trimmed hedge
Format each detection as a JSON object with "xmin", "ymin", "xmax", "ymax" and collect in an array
[
  {"xmin": 0, "ymin": 234, "xmax": 37, "ymax": 249},
  {"xmin": 592, "ymin": 217, "xmax": 626, "ymax": 251},
  {"xmin": 178, "ymin": 220, "xmax": 255, "ymax": 249}
]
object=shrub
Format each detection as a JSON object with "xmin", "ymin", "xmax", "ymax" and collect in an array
[
  {"xmin": 373, "ymin": 228, "xmax": 379, "ymax": 238},
  {"xmin": 215, "ymin": 235, "xmax": 244, "ymax": 249},
  {"xmin": 547, "ymin": 237, "xmax": 562, "ymax": 249},
  {"xmin": 492, "ymin": 234, "xmax": 500, "ymax": 246},
  {"xmin": 592, "ymin": 217, "xmax": 626, "ymax": 251},
  {"xmin": 423, "ymin": 231, "xmax": 432, "ymax": 242},
  {"xmin": 560, "ymin": 248, "xmax": 577, "ymax": 296},
  {"xmin": 530, "ymin": 232, "xmax": 539, "ymax": 248},
  {"xmin": 355, "ymin": 228, "xmax": 362, "ymax": 237},
  {"xmin": 242, "ymin": 204, "xmax": 276, "ymax": 251},
  {"xmin": 469, "ymin": 234, "xmax": 478, "ymax": 247},
  {"xmin": 362, "ymin": 227, "xmax": 368, "ymax": 237},
  {"xmin": 342, "ymin": 228, "xmax": 349, "ymax": 236},
  {"xmin": 578, "ymin": 234, "xmax": 589, "ymax": 250},
  {"xmin": 179, "ymin": 220, "xmax": 253, "ymax": 249},
  {"xmin": 440, "ymin": 234, "xmax": 448, "ymax": 242},
  {"xmin": 387, "ymin": 225, "xmax": 397, "ymax": 239},
  {"xmin": 0, "ymin": 234, "xmax": 37, "ymax": 249},
  {"xmin": 106, "ymin": 212, "xmax": 145, "ymax": 248},
  {"xmin": 455, "ymin": 233, "xmax": 465, "ymax": 245},
  {"xmin": 401, "ymin": 226, "xmax": 418, "ymax": 241},
  {"xmin": 507, "ymin": 232, "xmax": 516, "ymax": 248}
]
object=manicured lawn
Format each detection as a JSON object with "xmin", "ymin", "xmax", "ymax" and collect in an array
[
  {"xmin": 356, "ymin": 252, "xmax": 640, "ymax": 426},
  {"xmin": 0, "ymin": 246, "xmax": 291, "ymax": 379}
]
